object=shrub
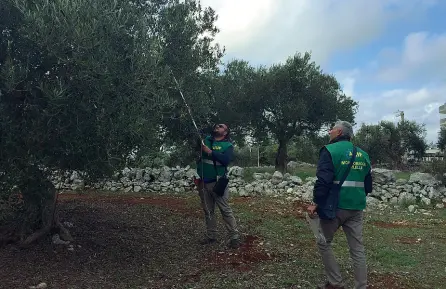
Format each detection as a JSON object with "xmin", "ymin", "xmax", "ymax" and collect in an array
[{"xmin": 422, "ymin": 158, "xmax": 446, "ymax": 184}]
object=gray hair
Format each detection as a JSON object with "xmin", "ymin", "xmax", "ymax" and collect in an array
[{"xmin": 333, "ymin": 121, "xmax": 353, "ymax": 139}]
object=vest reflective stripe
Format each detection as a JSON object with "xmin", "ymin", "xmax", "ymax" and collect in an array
[
  {"xmin": 196, "ymin": 136, "xmax": 232, "ymax": 179},
  {"xmin": 202, "ymin": 159, "xmax": 223, "ymax": 166},
  {"xmin": 333, "ymin": 180, "xmax": 364, "ymax": 188},
  {"xmin": 324, "ymin": 141, "xmax": 371, "ymax": 211}
]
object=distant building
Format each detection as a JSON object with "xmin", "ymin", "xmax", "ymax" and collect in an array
[{"xmin": 422, "ymin": 148, "xmax": 444, "ymax": 162}]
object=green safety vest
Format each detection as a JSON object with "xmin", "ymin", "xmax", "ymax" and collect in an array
[
  {"xmin": 325, "ymin": 140, "xmax": 371, "ymax": 210},
  {"xmin": 196, "ymin": 136, "xmax": 232, "ymax": 180}
]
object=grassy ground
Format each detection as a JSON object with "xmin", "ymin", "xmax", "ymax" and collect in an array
[
  {"xmin": 394, "ymin": 171, "xmax": 414, "ymax": 180},
  {"xmin": 1, "ymin": 191, "xmax": 445, "ymax": 289}
]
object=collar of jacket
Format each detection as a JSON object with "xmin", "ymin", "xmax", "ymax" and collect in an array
[
  {"xmin": 210, "ymin": 135, "xmax": 232, "ymax": 143},
  {"xmin": 329, "ymin": 135, "xmax": 351, "ymax": 144}
]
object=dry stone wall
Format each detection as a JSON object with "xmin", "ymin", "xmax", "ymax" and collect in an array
[{"xmin": 52, "ymin": 166, "xmax": 446, "ymax": 210}]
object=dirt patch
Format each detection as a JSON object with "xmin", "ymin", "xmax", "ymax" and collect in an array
[
  {"xmin": 206, "ymin": 235, "xmax": 274, "ymax": 272},
  {"xmin": 0, "ymin": 198, "xmax": 222, "ymax": 289},
  {"xmin": 240, "ymin": 198, "xmax": 311, "ymax": 220},
  {"xmin": 260, "ymin": 200, "xmax": 310, "ymax": 219},
  {"xmin": 57, "ymin": 193, "xmax": 183, "ymax": 205},
  {"xmin": 368, "ymin": 272, "xmax": 419, "ymax": 289},
  {"xmin": 231, "ymin": 196, "xmax": 256, "ymax": 203},
  {"xmin": 257, "ymin": 207, "xmax": 291, "ymax": 216},
  {"xmin": 0, "ymin": 194, "xmax": 441, "ymax": 289},
  {"xmin": 57, "ymin": 193, "xmax": 203, "ymax": 218},
  {"xmin": 291, "ymin": 200, "xmax": 311, "ymax": 219},
  {"xmin": 395, "ymin": 237, "xmax": 422, "ymax": 244},
  {"xmin": 371, "ymin": 220, "xmax": 420, "ymax": 228}
]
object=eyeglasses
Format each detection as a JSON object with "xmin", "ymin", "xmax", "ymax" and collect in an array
[{"xmin": 215, "ymin": 124, "xmax": 227, "ymax": 130}]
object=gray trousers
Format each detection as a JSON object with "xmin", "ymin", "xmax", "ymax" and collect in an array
[
  {"xmin": 318, "ymin": 209, "xmax": 367, "ymax": 289},
  {"xmin": 198, "ymin": 182, "xmax": 239, "ymax": 240}
]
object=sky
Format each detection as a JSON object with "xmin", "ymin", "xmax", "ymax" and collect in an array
[{"xmin": 200, "ymin": 0, "xmax": 446, "ymax": 144}]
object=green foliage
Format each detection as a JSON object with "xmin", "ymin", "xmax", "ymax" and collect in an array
[
  {"xmin": 289, "ymin": 135, "xmax": 329, "ymax": 164},
  {"xmin": 211, "ymin": 60, "xmax": 258, "ymax": 143},
  {"xmin": 423, "ymin": 158, "xmax": 446, "ymax": 184},
  {"xmin": 244, "ymin": 52, "xmax": 357, "ymax": 172},
  {"xmin": 1, "ymin": 0, "xmax": 166, "ymax": 180},
  {"xmin": 0, "ymin": 0, "xmax": 219, "ymax": 242},
  {"xmin": 232, "ymin": 146, "xmax": 261, "ymax": 167},
  {"xmin": 136, "ymin": 52, "xmax": 356, "ymax": 172},
  {"xmin": 254, "ymin": 52, "xmax": 357, "ymax": 136},
  {"xmin": 232, "ymin": 142, "xmax": 291, "ymax": 167},
  {"xmin": 128, "ymin": 149, "xmax": 168, "ymax": 169},
  {"xmin": 259, "ymin": 144, "xmax": 281, "ymax": 166},
  {"xmin": 164, "ymin": 146, "xmax": 199, "ymax": 168},
  {"xmin": 213, "ymin": 53, "xmax": 356, "ymax": 172},
  {"xmin": 438, "ymin": 127, "xmax": 446, "ymax": 151},
  {"xmin": 155, "ymin": 0, "xmax": 224, "ymax": 150},
  {"xmin": 5, "ymin": 0, "xmax": 434, "ymax": 246},
  {"xmin": 354, "ymin": 120, "xmax": 427, "ymax": 168}
]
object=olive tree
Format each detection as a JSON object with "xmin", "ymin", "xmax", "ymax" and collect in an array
[
  {"xmin": 438, "ymin": 127, "xmax": 446, "ymax": 151},
  {"xmin": 239, "ymin": 52, "xmax": 357, "ymax": 172},
  {"xmin": 0, "ymin": 0, "xmax": 215, "ymax": 246},
  {"xmin": 354, "ymin": 120, "xmax": 427, "ymax": 168}
]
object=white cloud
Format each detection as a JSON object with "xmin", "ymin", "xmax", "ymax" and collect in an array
[
  {"xmin": 352, "ymin": 29, "xmax": 446, "ymax": 143},
  {"xmin": 201, "ymin": 0, "xmax": 435, "ymax": 65},
  {"xmin": 335, "ymin": 69, "xmax": 360, "ymax": 97},
  {"xmin": 355, "ymin": 86, "xmax": 445, "ymax": 143},
  {"xmin": 332, "ymin": 69, "xmax": 441, "ymax": 141},
  {"xmin": 202, "ymin": 0, "xmax": 279, "ymax": 52},
  {"xmin": 198, "ymin": 0, "xmax": 444, "ymax": 144},
  {"xmin": 377, "ymin": 32, "xmax": 446, "ymax": 82}
]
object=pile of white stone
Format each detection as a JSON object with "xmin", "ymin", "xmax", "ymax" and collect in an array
[
  {"xmin": 51, "ymin": 166, "xmax": 198, "ymax": 194},
  {"xmin": 51, "ymin": 166, "xmax": 446, "ymax": 209},
  {"xmin": 366, "ymin": 168, "xmax": 446, "ymax": 209}
]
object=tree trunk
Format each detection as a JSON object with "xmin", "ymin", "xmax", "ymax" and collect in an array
[
  {"xmin": 275, "ymin": 139, "xmax": 288, "ymax": 173},
  {"xmin": 19, "ymin": 182, "xmax": 73, "ymax": 247},
  {"xmin": 0, "ymin": 168, "xmax": 73, "ymax": 247}
]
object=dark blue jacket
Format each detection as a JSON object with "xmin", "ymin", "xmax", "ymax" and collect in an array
[
  {"xmin": 198, "ymin": 131, "xmax": 234, "ymax": 167},
  {"xmin": 313, "ymin": 137, "xmax": 373, "ymax": 208},
  {"xmin": 211, "ymin": 145, "xmax": 234, "ymax": 167},
  {"xmin": 201, "ymin": 136, "xmax": 234, "ymax": 183}
]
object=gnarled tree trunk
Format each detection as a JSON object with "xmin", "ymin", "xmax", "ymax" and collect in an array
[
  {"xmin": 20, "ymin": 185, "xmax": 72, "ymax": 247},
  {"xmin": 275, "ymin": 139, "xmax": 288, "ymax": 173},
  {"xmin": 0, "ymin": 167, "xmax": 73, "ymax": 247}
]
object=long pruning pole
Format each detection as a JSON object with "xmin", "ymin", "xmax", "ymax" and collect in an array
[{"xmin": 169, "ymin": 71, "xmax": 202, "ymax": 140}]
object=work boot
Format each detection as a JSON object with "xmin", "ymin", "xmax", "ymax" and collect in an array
[
  {"xmin": 316, "ymin": 281, "xmax": 345, "ymax": 289},
  {"xmin": 199, "ymin": 237, "xmax": 216, "ymax": 245}
]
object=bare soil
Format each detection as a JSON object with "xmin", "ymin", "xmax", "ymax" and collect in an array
[
  {"xmin": 370, "ymin": 220, "xmax": 421, "ymax": 228},
  {"xmin": 368, "ymin": 272, "xmax": 416, "ymax": 289},
  {"xmin": 0, "ymin": 192, "xmax": 439, "ymax": 289},
  {"xmin": 395, "ymin": 237, "xmax": 422, "ymax": 245}
]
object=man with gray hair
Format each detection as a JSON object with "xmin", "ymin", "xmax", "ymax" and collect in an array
[{"xmin": 307, "ymin": 121, "xmax": 373, "ymax": 289}]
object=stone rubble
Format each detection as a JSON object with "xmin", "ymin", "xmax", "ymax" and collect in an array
[{"xmin": 50, "ymin": 166, "xmax": 446, "ymax": 210}]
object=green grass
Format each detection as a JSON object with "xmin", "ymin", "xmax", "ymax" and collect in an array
[
  {"xmin": 2, "ymin": 192, "xmax": 444, "ymax": 289},
  {"xmin": 395, "ymin": 171, "xmax": 412, "ymax": 180},
  {"xmin": 230, "ymin": 197, "xmax": 445, "ymax": 288}
]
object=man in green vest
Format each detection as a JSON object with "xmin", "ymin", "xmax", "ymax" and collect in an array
[
  {"xmin": 196, "ymin": 123, "xmax": 240, "ymax": 249},
  {"xmin": 307, "ymin": 121, "xmax": 373, "ymax": 289}
]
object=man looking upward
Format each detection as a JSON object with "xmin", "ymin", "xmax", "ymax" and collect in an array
[{"xmin": 196, "ymin": 123, "xmax": 240, "ymax": 249}]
